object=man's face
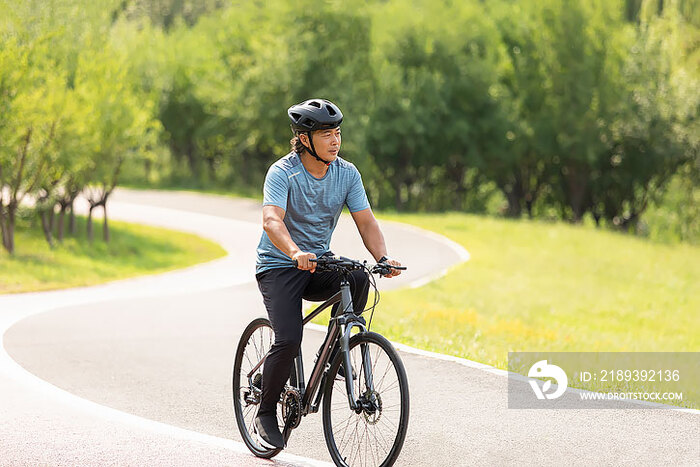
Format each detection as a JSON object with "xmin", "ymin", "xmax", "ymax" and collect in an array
[{"xmin": 302, "ymin": 127, "xmax": 341, "ymax": 161}]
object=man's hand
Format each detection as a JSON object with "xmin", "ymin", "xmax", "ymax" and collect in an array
[
  {"xmin": 293, "ymin": 251, "xmax": 317, "ymax": 273},
  {"xmin": 382, "ymin": 256, "xmax": 403, "ymax": 278}
]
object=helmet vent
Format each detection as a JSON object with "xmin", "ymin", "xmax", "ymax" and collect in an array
[
  {"xmin": 290, "ymin": 112, "xmax": 301, "ymax": 122},
  {"xmin": 308, "ymin": 100, "xmax": 322, "ymax": 108},
  {"xmin": 326, "ymin": 105, "xmax": 336, "ymax": 116}
]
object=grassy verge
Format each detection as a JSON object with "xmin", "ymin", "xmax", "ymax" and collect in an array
[
  {"xmin": 0, "ymin": 213, "xmax": 226, "ymax": 294},
  {"xmin": 313, "ymin": 212, "xmax": 700, "ymax": 407}
]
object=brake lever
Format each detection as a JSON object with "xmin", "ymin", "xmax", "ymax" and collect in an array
[{"xmin": 372, "ymin": 263, "xmax": 407, "ymax": 276}]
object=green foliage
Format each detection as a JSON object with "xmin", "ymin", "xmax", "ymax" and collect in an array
[
  {"xmin": 367, "ymin": 1, "xmax": 512, "ymax": 211},
  {"xmin": 2, "ymin": 0, "xmax": 698, "ymax": 248},
  {"xmin": 0, "ymin": 0, "xmax": 161, "ymax": 253},
  {"xmin": 642, "ymin": 166, "xmax": 700, "ymax": 243},
  {"xmin": 115, "ymin": 0, "xmax": 228, "ymax": 30}
]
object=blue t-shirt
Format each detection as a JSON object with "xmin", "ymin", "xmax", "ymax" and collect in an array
[{"xmin": 256, "ymin": 152, "xmax": 371, "ymax": 273}]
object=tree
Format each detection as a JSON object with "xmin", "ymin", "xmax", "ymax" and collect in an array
[
  {"xmin": 75, "ymin": 46, "xmax": 158, "ymax": 243},
  {"xmin": 594, "ymin": 9, "xmax": 699, "ymax": 230},
  {"xmin": 0, "ymin": 37, "xmax": 66, "ymax": 254},
  {"xmin": 367, "ymin": 0, "xmax": 511, "ymax": 211}
]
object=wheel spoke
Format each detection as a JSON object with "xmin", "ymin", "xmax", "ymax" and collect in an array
[
  {"xmin": 324, "ymin": 336, "xmax": 408, "ymax": 467},
  {"xmin": 337, "ymin": 413, "xmax": 357, "ymax": 454}
]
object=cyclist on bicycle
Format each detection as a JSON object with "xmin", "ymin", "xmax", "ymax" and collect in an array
[{"xmin": 254, "ymin": 98, "xmax": 403, "ymax": 449}]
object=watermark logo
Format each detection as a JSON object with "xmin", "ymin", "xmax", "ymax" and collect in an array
[
  {"xmin": 509, "ymin": 352, "xmax": 695, "ymax": 409},
  {"xmin": 528, "ymin": 360, "xmax": 568, "ymax": 400}
]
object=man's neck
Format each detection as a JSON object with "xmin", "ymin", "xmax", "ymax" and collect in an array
[{"xmin": 299, "ymin": 151, "xmax": 330, "ymax": 178}]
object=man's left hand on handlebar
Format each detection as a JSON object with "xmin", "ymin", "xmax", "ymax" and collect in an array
[{"xmin": 381, "ymin": 256, "xmax": 403, "ymax": 278}]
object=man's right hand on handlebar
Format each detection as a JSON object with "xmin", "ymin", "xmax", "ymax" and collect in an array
[{"xmin": 292, "ymin": 251, "xmax": 317, "ymax": 273}]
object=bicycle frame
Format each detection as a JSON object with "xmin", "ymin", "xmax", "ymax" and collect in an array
[{"xmin": 245, "ymin": 276, "xmax": 374, "ymax": 418}]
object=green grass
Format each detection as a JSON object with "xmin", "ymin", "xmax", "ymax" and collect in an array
[
  {"xmin": 0, "ymin": 214, "xmax": 226, "ymax": 294},
  {"xmin": 313, "ymin": 212, "xmax": 700, "ymax": 407},
  {"xmin": 374, "ymin": 213, "xmax": 699, "ymax": 360}
]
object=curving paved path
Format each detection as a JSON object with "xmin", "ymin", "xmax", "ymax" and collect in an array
[{"xmin": 1, "ymin": 189, "xmax": 698, "ymax": 466}]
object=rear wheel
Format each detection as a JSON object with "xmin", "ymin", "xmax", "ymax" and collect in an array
[
  {"xmin": 232, "ymin": 318, "xmax": 284, "ymax": 458},
  {"xmin": 322, "ymin": 332, "xmax": 410, "ymax": 467}
]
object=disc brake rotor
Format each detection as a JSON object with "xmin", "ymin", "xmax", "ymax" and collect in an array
[{"xmin": 362, "ymin": 390, "xmax": 382, "ymax": 425}]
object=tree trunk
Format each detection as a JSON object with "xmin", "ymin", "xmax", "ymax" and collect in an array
[
  {"xmin": 563, "ymin": 163, "xmax": 589, "ymax": 223},
  {"xmin": 394, "ymin": 183, "xmax": 404, "ymax": 212},
  {"xmin": 0, "ymin": 204, "xmax": 7, "ymax": 252},
  {"xmin": 6, "ymin": 206, "xmax": 16, "ymax": 254},
  {"xmin": 144, "ymin": 158, "xmax": 152, "ymax": 180},
  {"xmin": 207, "ymin": 155, "xmax": 217, "ymax": 181},
  {"xmin": 103, "ymin": 203, "xmax": 110, "ymax": 243},
  {"xmin": 186, "ymin": 143, "xmax": 197, "ymax": 177},
  {"xmin": 503, "ymin": 188, "xmax": 522, "ymax": 217},
  {"xmin": 500, "ymin": 170, "xmax": 525, "ymax": 218},
  {"xmin": 453, "ymin": 179, "xmax": 466, "ymax": 211},
  {"xmin": 57, "ymin": 205, "xmax": 66, "ymax": 242},
  {"xmin": 69, "ymin": 203, "xmax": 77, "ymax": 235},
  {"xmin": 525, "ymin": 196, "xmax": 534, "ymax": 219},
  {"xmin": 87, "ymin": 206, "xmax": 94, "ymax": 244},
  {"xmin": 49, "ymin": 205, "xmax": 55, "ymax": 233},
  {"xmin": 40, "ymin": 209, "xmax": 54, "ymax": 248}
]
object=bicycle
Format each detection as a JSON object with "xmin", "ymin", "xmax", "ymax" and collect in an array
[{"xmin": 232, "ymin": 255, "xmax": 410, "ymax": 467}]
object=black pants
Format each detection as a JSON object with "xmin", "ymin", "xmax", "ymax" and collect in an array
[{"xmin": 255, "ymin": 266, "xmax": 370, "ymax": 417}]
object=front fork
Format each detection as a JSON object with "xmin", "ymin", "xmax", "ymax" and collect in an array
[{"xmin": 337, "ymin": 280, "xmax": 375, "ymax": 411}]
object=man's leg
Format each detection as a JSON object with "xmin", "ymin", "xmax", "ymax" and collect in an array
[{"xmin": 255, "ymin": 267, "xmax": 310, "ymax": 448}]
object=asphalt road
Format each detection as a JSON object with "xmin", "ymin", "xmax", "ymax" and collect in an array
[{"xmin": 1, "ymin": 189, "xmax": 698, "ymax": 466}]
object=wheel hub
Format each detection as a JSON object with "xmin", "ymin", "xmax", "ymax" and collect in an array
[
  {"xmin": 243, "ymin": 373, "xmax": 262, "ymax": 406},
  {"xmin": 360, "ymin": 390, "xmax": 382, "ymax": 425}
]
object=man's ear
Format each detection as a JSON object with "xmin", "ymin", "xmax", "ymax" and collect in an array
[{"xmin": 299, "ymin": 132, "xmax": 309, "ymax": 146}]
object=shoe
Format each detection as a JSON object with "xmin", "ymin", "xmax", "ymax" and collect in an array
[
  {"xmin": 336, "ymin": 363, "xmax": 358, "ymax": 381},
  {"xmin": 254, "ymin": 414, "xmax": 284, "ymax": 450}
]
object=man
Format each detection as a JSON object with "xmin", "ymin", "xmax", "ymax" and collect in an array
[{"xmin": 253, "ymin": 98, "xmax": 403, "ymax": 449}]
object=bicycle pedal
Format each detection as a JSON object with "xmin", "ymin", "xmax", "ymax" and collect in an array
[{"xmin": 335, "ymin": 365, "xmax": 358, "ymax": 381}]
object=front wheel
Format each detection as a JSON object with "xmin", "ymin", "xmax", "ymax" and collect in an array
[{"xmin": 322, "ymin": 332, "xmax": 410, "ymax": 467}]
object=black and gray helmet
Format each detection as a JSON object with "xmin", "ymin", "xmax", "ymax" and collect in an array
[{"xmin": 288, "ymin": 99, "xmax": 343, "ymax": 133}]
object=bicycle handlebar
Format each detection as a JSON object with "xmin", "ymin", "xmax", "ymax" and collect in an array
[{"xmin": 291, "ymin": 255, "xmax": 407, "ymax": 275}]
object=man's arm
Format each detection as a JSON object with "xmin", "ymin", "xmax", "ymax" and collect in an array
[
  {"xmin": 350, "ymin": 208, "xmax": 402, "ymax": 278},
  {"xmin": 263, "ymin": 205, "xmax": 316, "ymax": 272}
]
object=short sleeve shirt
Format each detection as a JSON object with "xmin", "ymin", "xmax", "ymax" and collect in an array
[{"xmin": 255, "ymin": 152, "xmax": 371, "ymax": 273}]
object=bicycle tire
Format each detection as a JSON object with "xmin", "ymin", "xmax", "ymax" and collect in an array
[
  {"xmin": 232, "ymin": 317, "xmax": 283, "ymax": 459},
  {"xmin": 322, "ymin": 332, "xmax": 410, "ymax": 467}
]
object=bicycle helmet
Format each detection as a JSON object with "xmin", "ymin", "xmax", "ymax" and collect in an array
[{"xmin": 288, "ymin": 99, "xmax": 343, "ymax": 165}]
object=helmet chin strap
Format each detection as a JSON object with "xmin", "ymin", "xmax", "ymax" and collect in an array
[{"xmin": 302, "ymin": 131, "xmax": 332, "ymax": 166}]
